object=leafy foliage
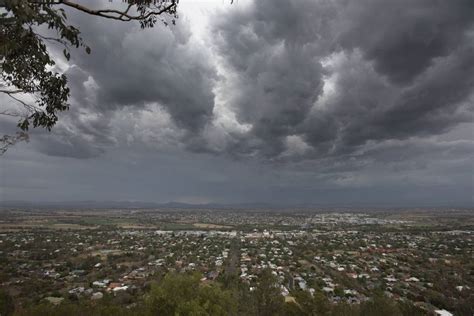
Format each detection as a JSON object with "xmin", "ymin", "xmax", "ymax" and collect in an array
[
  {"xmin": 11, "ymin": 270, "xmax": 431, "ymax": 316},
  {"xmin": 1, "ymin": 0, "xmax": 84, "ymax": 131},
  {"xmin": 146, "ymin": 272, "xmax": 237, "ymax": 316},
  {"xmin": 359, "ymin": 292, "xmax": 401, "ymax": 316},
  {"xmin": 0, "ymin": 289, "xmax": 14, "ymax": 316},
  {"xmin": 254, "ymin": 269, "xmax": 285, "ymax": 316},
  {"xmin": 291, "ymin": 290, "xmax": 331, "ymax": 316}
]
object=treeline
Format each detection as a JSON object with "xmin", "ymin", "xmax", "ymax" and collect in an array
[{"xmin": 0, "ymin": 269, "xmax": 437, "ymax": 316}]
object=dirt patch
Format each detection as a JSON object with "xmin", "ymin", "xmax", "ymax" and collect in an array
[{"xmin": 193, "ymin": 223, "xmax": 232, "ymax": 229}]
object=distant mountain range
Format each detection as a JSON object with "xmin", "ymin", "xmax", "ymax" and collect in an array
[
  {"xmin": 0, "ymin": 200, "xmax": 286, "ymax": 210},
  {"xmin": 0, "ymin": 200, "xmax": 471, "ymax": 210}
]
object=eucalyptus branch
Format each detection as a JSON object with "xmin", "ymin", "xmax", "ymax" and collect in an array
[
  {"xmin": 0, "ymin": 89, "xmax": 23, "ymax": 94},
  {"xmin": 35, "ymin": 32, "xmax": 69, "ymax": 50},
  {"xmin": 59, "ymin": 0, "xmax": 177, "ymax": 22},
  {"xmin": 5, "ymin": 92, "xmax": 42, "ymax": 113}
]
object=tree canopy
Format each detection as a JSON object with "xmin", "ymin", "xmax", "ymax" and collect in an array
[{"xmin": 8, "ymin": 270, "xmax": 429, "ymax": 316}]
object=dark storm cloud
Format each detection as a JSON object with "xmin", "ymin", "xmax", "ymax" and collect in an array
[
  {"xmin": 87, "ymin": 26, "xmax": 216, "ymax": 133},
  {"xmin": 211, "ymin": 0, "xmax": 474, "ymax": 161},
  {"xmin": 34, "ymin": 133, "xmax": 107, "ymax": 159},
  {"xmin": 20, "ymin": 1, "xmax": 220, "ymax": 159},
  {"xmin": 321, "ymin": 42, "xmax": 474, "ymax": 151},
  {"xmin": 337, "ymin": 0, "xmax": 474, "ymax": 85},
  {"xmin": 112, "ymin": 37, "xmax": 211, "ymax": 132},
  {"xmin": 212, "ymin": 0, "xmax": 332, "ymax": 158},
  {"xmin": 23, "ymin": 64, "xmax": 117, "ymax": 158},
  {"xmin": 379, "ymin": 44, "xmax": 474, "ymax": 132},
  {"xmin": 23, "ymin": 0, "xmax": 472, "ymax": 162},
  {"xmin": 2, "ymin": 0, "xmax": 473, "ymax": 206},
  {"xmin": 4, "ymin": 0, "xmax": 473, "ymax": 164}
]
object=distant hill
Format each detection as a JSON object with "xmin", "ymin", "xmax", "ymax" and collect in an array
[
  {"xmin": 0, "ymin": 200, "xmax": 280, "ymax": 210},
  {"xmin": 0, "ymin": 200, "xmax": 351, "ymax": 210},
  {"xmin": 1, "ymin": 200, "xmax": 471, "ymax": 210}
]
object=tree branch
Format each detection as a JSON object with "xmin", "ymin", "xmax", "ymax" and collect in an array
[
  {"xmin": 0, "ymin": 89, "xmax": 23, "ymax": 94},
  {"xmin": 5, "ymin": 92, "xmax": 42, "ymax": 113},
  {"xmin": 35, "ymin": 33, "xmax": 69, "ymax": 49},
  {"xmin": 59, "ymin": 0, "xmax": 177, "ymax": 22}
]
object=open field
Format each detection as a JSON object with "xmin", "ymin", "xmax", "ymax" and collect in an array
[{"xmin": 0, "ymin": 208, "xmax": 472, "ymax": 232}]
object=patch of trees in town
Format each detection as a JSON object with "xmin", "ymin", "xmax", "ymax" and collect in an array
[{"xmin": 0, "ymin": 269, "xmax": 435, "ymax": 316}]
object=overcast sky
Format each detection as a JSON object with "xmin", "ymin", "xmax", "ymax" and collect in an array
[{"xmin": 1, "ymin": 0, "xmax": 473, "ymax": 207}]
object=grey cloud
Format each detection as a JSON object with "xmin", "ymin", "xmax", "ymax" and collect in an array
[
  {"xmin": 31, "ymin": 109, "xmax": 115, "ymax": 159},
  {"xmin": 213, "ymin": 0, "xmax": 329, "ymax": 158},
  {"xmin": 323, "ymin": 42, "xmax": 474, "ymax": 151},
  {"xmin": 63, "ymin": 3, "xmax": 215, "ymax": 129},
  {"xmin": 34, "ymin": 133, "xmax": 106, "ymax": 159},
  {"xmin": 26, "ymin": 64, "xmax": 116, "ymax": 159},
  {"xmin": 374, "ymin": 43, "xmax": 474, "ymax": 139},
  {"xmin": 29, "ymin": 3, "xmax": 218, "ymax": 159},
  {"xmin": 89, "ymin": 26, "xmax": 216, "ymax": 132},
  {"xmin": 337, "ymin": 0, "xmax": 474, "ymax": 85},
  {"xmin": 5, "ymin": 0, "xmax": 474, "ymax": 165},
  {"xmin": 2, "ymin": 136, "xmax": 472, "ymax": 206},
  {"xmin": 32, "ymin": 0, "xmax": 474, "ymax": 163},
  {"xmin": 211, "ymin": 0, "xmax": 474, "ymax": 163},
  {"xmin": 3, "ymin": 0, "xmax": 472, "ymax": 206}
]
